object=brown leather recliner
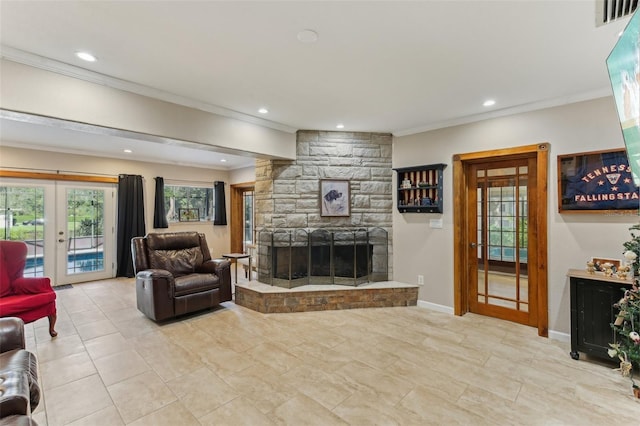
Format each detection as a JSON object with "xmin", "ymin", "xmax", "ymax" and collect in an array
[
  {"xmin": 0, "ymin": 317, "xmax": 41, "ymax": 420},
  {"xmin": 131, "ymin": 232, "xmax": 232, "ymax": 321}
]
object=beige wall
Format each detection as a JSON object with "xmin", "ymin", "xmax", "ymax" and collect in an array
[
  {"xmin": 0, "ymin": 60, "xmax": 296, "ymax": 160},
  {"xmin": 0, "ymin": 146, "xmax": 232, "ymax": 257},
  {"xmin": 3, "ymin": 94, "xmax": 633, "ymax": 337},
  {"xmin": 393, "ymin": 96, "xmax": 638, "ymax": 337},
  {"xmin": 230, "ymin": 165, "xmax": 256, "ymax": 185}
]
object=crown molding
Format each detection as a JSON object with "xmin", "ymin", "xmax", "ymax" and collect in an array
[
  {"xmin": 0, "ymin": 45, "xmax": 298, "ymax": 134},
  {"xmin": 2, "ymin": 46, "xmax": 615, "ymax": 139},
  {"xmin": 393, "ymin": 88, "xmax": 613, "ymax": 137}
]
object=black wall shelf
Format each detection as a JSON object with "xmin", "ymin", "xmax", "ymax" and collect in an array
[{"xmin": 393, "ymin": 164, "xmax": 446, "ymax": 213}]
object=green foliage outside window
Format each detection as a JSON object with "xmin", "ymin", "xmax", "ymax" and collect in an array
[
  {"xmin": 0, "ymin": 186, "xmax": 45, "ymax": 240},
  {"xmin": 487, "ymin": 186, "xmax": 528, "ymax": 262},
  {"xmin": 164, "ymin": 185, "xmax": 214, "ymax": 222},
  {"xmin": 1, "ymin": 186, "xmax": 105, "ymax": 241},
  {"xmin": 67, "ymin": 189, "xmax": 104, "ymax": 239}
]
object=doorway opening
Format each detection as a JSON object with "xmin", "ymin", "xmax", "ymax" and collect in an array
[{"xmin": 230, "ymin": 182, "xmax": 255, "ymax": 254}]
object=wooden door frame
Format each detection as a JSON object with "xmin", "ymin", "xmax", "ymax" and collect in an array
[
  {"xmin": 229, "ymin": 182, "xmax": 255, "ymax": 254},
  {"xmin": 453, "ymin": 143, "xmax": 549, "ymax": 337}
]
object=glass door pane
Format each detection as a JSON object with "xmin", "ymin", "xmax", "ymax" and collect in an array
[
  {"xmin": 471, "ymin": 160, "xmax": 531, "ymax": 322},
  {"xmin": 243, "ymin": 190, "xmax": 254, "ymax": 251},
  {"xmin": 0, "ymin": 183, "xmax": 49, "ymax": 277},
  {"xmin": 56, "ymin": 183, "xmax": 115, "ymax": 284},
  {"xmin": 66, "ymin": 188, "xmax": 104, "ymax": 274}
]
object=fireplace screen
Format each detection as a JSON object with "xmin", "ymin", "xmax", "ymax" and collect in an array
[{"xmin": 257, "ymin": 228, "xmax": 388, "ymax": 288}]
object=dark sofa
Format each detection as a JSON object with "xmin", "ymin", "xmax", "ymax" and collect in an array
[
  {"xmin": 131, "ymin": 232, "xmax": 232, "ymax": 321},
  {"xmin": 0, "ymin": 317, "xmax": 40, "ymax": 424}
]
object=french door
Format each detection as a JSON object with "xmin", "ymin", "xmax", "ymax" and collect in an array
[
  {"xmin": 468, "ymin": 158, "xmax": 537, "ymax": 326},
  {"xmin": 453, "ymin": 143, "xmax": 548, "ymax": 336},
  {"xmin": 56, "ymin": 182, "xmax": 115, "ymax": 284},
  {"xmin": 0, "ymin": 179, "xmax": 115, "ymax": 285}
]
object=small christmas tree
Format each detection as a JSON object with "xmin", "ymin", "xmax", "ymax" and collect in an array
[
  {"xmin": 623, "ymin": 224, "xmax": 640, "ymax": 276},
  {"xmin": 609, "ymin": 284, "xmax": 640, "ymax": 394},
  {"xmin": 609, "ymin": 224, "xmax": 640, "ymax": 398}
]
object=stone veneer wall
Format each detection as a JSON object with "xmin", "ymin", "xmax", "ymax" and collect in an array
[{"xmin": 255, "ymin": 130, "xmax": 394, "ymax": 279}]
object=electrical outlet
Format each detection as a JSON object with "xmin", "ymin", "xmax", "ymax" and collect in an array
[{"xmin": 417, "ymin": 275, "xmax": 424, "ymax": 285}]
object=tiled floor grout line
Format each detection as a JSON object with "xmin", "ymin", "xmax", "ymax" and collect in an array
[{"xmin": 21, "ymin": 276, "xmax": 640, "ymax": 425}]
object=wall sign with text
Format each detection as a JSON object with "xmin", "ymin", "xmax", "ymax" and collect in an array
[{"xmin": 558, "ymin": 149, "xmax": 639, "ymax": 213}]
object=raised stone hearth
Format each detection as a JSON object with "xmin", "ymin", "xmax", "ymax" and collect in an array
[{"xmin": 235, "ymin": 281, "xmax": 418, "ymax": 313}]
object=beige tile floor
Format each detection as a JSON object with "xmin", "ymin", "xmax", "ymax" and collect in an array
[{"xmin": 23, "ymin": 272, "xmax": 640, "ymax": 425}]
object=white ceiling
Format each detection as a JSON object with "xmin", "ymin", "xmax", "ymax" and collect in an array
[{"xmin": 0, "ymin": 1, "xmax": 633, "ymax": 169}]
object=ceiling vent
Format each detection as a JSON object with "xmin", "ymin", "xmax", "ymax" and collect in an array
[{"xmin": 596, "ymin": 0, "xmax": 638, "ymax": 26}]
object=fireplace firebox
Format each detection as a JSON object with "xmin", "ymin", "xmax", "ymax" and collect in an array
[{"xmin": 257, "ymin": 228, "xmax": 388, "ymax": 288}]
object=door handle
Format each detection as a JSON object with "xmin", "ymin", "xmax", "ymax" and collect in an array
[
  {"xmin": 58, "ymin": 239, "xmax": 65, "ymax": 243},
  {"xmin": 470, "ymin": 242, "xmax": 483, "ymax": 248}
]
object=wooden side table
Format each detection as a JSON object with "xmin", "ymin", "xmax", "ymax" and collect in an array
[{"xmin": 221, "ymin": 253, "xmax": 251, "ymax": 284}]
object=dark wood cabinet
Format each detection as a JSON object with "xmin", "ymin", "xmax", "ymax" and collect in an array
[
  {"xmin": 393, "ymin": 164, "xmax": 446, "ymax": 213},
  {"xmin": 568, "ymin": 269, "xmax": 633, "ymax": 362}
]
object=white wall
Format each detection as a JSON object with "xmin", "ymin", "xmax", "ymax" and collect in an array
[
  {"xmin": 393, "ymin": 96, "xmax": 639, "ymax": 335},
  {"xmin": 0, "ymin": 60, "xmax": 296, "ymax": 160},
  {"xmin": 0, "ymin": 146, "xmax": 232, "ymax": 257},
  {"xmin": 229, "ymin": 165, "xmax": 256, "ymax": 185}
]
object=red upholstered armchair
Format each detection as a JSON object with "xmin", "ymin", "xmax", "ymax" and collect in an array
[{"xmin": 0, "ymin": 241, "xmax": 57, "ymax": 337}]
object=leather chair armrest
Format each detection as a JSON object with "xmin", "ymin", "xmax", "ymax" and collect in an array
[
  {"xmin": 136, "ymin": 269, "xmax": 173, "ymax": 279},
  {"xmin": 10, "ymin": 277, "xmax": 53, "ymax": 295},
  {"xmin": 211, "ymin": 258, "xmax": 231, "ymax": 271},
  {"xmin": 135, "ymin": 270, "xmax": 175, "ymax": 321},
  {"xmin": 0, "ymin": 318, "xmax": 25, "ymax": 353},
  {"xmin": 0, "ymin": 371, "xmax": 30, "ymax": 417},
  {"xmin": 211, "ymin": 259, "xmax": 232, "ymax": 302},
  {"xmin": 0, "ymin": 415, "xmax": 40, "ymax": 426},
  {"xmin": 135, "ymin": 270, "xmax": 174, "ymax": 291}
]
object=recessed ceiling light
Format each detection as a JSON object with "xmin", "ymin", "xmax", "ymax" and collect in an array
[
  {"xmin": 123, "ymin": 149, "xmax": 132, "ymax": 153},
  {"xmin": 220, "ymin": 159, "xmax": 227, "ymax": 163},
  {"xmin": 258, "ymin": 108, "xmax": 269, "ymax": 114},
  {"xmin": 297, "ymin": 29, "xmax": 319, "ymax": 43},
  {"xmin": 76, "ymin": 51, "xmax": 97, "ymax": 62},
  {"xmin": 483, "ymin": 100, "xmax": 496, "ymax": 107},
  {"xmin": 336, "ymin": 123, "xmax": 345, "ymax": 129}
]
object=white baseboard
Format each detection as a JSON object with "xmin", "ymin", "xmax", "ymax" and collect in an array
[
  {"xmin": 548, "ymin": 329, "xmax": 570, "ymax": 343},
  {"xmin": 417, "ymin": 300, "xmax": 454, "ymax": 315},
  {"xmin": 417, "ymin": 300, "xmax": 572, "ymax": 343}
]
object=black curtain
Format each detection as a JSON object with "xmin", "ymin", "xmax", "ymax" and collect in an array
[
  {"xmin": 116, "ymin": 174, "xmax": 146, "ymax": 277},
  {"xmin": 153, "ymin": 177, "xmax": 169, "ymax": 229},
  {"xmin": 214, "ymin": 181, "xmax": 227, "ymax": 225}
]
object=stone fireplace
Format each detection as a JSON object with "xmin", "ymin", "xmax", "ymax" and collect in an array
[{"xmin": 254, "ymin": 131, "xmax": 394, "ymax": 288}]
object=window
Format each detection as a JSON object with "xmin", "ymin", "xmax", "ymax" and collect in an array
[
  {"xmin": 243, "ymin": 190, "xmax": 254, "ymax": 250},
  {"xmin": 484, "ymin": 173, "xmax": 528, "ymax": 264},
  {"xmin": 0, "ymin": 185, "xmax": 45, "ymax": 276},
  {"xmin": 164, "ymin": 184, "xmax": 214, "ymax": 222}
]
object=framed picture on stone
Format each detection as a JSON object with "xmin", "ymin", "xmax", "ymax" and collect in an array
[{"xmin": 320, "ymin": 179, "xmax": 350, "ymax": 217}]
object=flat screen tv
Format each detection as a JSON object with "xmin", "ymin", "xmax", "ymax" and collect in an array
[{"xmin": 606, "ymin": 8, "xmax": 640, "ymax": 185}]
